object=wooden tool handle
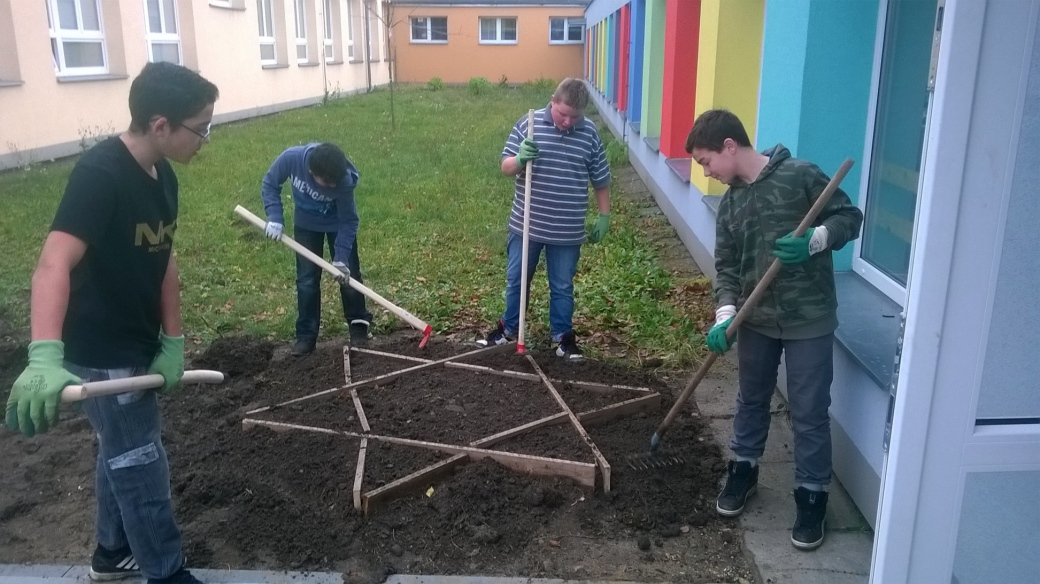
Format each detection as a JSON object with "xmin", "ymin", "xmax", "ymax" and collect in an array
[
  {"xmin": 234, "ymin": 205, "xmax": 433, "ymax": 341},
  {"xmin": 61, "ymin": 370, "xmax": 227, "ymax": 403},
  {"xmin": 517, "ymin": 109, "xmax": 535, "ymax": 353},
  {"xmin": 655, "ymin": 158, "xmax": 855, "ymax": 439}
]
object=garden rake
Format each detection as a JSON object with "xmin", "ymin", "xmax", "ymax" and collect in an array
[{"xmin": 626, "ymin": 158, "xmax": 854, "ymax": 471}]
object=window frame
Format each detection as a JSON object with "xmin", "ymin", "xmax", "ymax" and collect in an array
[
  {"xmin": 549, "ymin": 17, "xmax": 584, "ymax": 44},
  {"xmin": 47, "ymin": 0, "xmax": 108, "ymax": 76},
  {"xmin": 257, "ymin": 0, "xmax": 277, "ymax": 65},
  {"xmin": 143, "ymin": 0, "xmax": 182, "ymax": 65},
  {"xmin": 322, "ymin": 0, "xmax": 336, "ymax": 62},
  {"xmin": 409, "ymin": 16, "xmax": 447, "ymax": 44},
  {"xmin": 346, "ymin": 0, "xmax": 354, "ymax": 59},
  {"xmin": 293, "ymin": 0, "xmax": 308, "ymax": 63},
  {"xmin": 478, "ymin": 16, "xmax": 517, "ymax": 45}
]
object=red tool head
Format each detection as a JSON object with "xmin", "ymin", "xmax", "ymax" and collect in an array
[{"xmin": 418, "ymin": 325, "xmax": 433, "ymax": 349}]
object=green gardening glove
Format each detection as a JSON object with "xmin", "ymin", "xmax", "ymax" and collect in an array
[
  {"xmin": 148, "ymin": 333, "xmax": 185, "ymax": 396},
  {"xmin": 6, "ymin": 340, "xmax": 82, "ymax": 437},
  {"xmin": 516, "ymin": 139, "xmax": 539, "ymax": 166},
  {"xmin": 587, "ymin": 213, "xmax": 611, "ymax": 243},
  {"xmin": 772, "ymin": 228, "xmax": 815, "ymax": 265},
  {"xmin": 706, "ymin": 317, "xmax": 735, "ymax": 354}
]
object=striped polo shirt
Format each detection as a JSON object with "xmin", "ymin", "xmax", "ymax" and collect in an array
[{"xmin": 502, "ymin": 105, "xmax": 611, "ymax": 245}]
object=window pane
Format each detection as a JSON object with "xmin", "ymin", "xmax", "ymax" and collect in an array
[
  {"xmin": 57, "ymin": 0, "xmax": 79, "ymax": 30},
  {"xmin": 257, "ymin": 0, "xmax": 265, "ymax": 35},
  {"xmin": 502, "ymin": 18, "xmax": 516, "ymax": 41},
  {"xmin": 480, "ymin": 18, "xmax": 495, "ymax": 41},
  {"xmin": 295, "ymin": 0, "xmax": 306, "ymax": 37},
  {"xmin": 62, "ymin": 40, "xmax": 104, "ymax": 67},
  {"xmin": 163, "ymin": 0, "xmax": 177, "ymax": 33},
  {"xmin": 260, "ymin": 43, "xmax": 275, "ymax": 60},
  {"xmin": 147, "ymin": 0, "xmax": 162, "ymax": 33},
  {"xmin": 324, "ymin": 0, "xmax": 333, "ymax": 39},
  {"xmin": 297, "ymin": 44, "xmax": 307, "ymax": 60},
  {"xmin": 411, "ymin": 18, "xmax": 426, "ymax": 40},
  {"xmin": 550, "ymin": 18, "xmax": 564, "ymax": 41},
  {"xmin": 568, "ymin": 23, "xmax": 583, "ymax": 41},
  {"xmin": 431, "ymin": 18, "xmax": 447, "ymax": 41},
  {"xmin": 151, "ymin": 42, "xmax": 180, "ymax": 64},
  {"xmin": 80, "ymin": 0, "xmax": 100, "ymax": 31},
  {"xmin": 861, "ymin": 0, "xmax": 936, "ymax": 285}
]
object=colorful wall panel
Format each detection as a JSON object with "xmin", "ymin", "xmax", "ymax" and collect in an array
[
  {"xmin": 626, "ymin": 0, "xmax": 646, "ymax": 125},
  {"xmin": 617, "ymin": 5, "xmax": 630, "ymax": 112},
  {"xmin": 640, "ymin": 0, "xmax": 666, "ymax": 139},
  {"xmin": 692, "ymin": 0, "xmax": 765, "ymax": 194},
  {"xmin": 659, "ymin": 0, "xmax": 701, "ymax": 159}
]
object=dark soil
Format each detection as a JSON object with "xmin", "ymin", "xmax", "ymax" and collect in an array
[{"xmin": 0, "ymin": 332, "xmax": 754, "ymax": 583}]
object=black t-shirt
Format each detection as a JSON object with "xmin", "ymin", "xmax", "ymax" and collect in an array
[{"xmin": 51, "ymin": 137, "xmax": 178, "ymax": 368}]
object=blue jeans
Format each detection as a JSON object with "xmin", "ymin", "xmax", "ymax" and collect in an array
[
  {"xmin": 294, "ymin": 226, "xmax": 372, "ymax": 342},
  {"xmin": 730, "ymin": 327, "xmax": 834, "ymax": 486},
  {"xmin": 501, "ymin": 231, "xmax": 581, "ymax": 342},
  {"xmin": 68, "ymin": 362, "xmax": 184, "ymax": 581}
]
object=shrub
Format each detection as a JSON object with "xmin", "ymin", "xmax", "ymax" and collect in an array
[
  {"xmin": 427, "ymin": 77, "xmax": 444, "ymax": 91},
  {"xmin": 498, "ymin": 75, "xmax": 509, "ymax": 89},
  {"xmin": 605, "ymin": 139, "xmax": 628, "ymax": 168},
  {"xmin": 523, "ymin": 77, "xmax": 557, "ymax": 93},
  {"xmin": 468, "ymin": 77, "xmax": 491, "ymax": 95}
]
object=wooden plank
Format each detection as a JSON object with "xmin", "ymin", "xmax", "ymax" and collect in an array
[
  {"xmin": 361, "ymin": 395, "xmax": 661, "ymax": 513},
  {"xmin": 242, "ymin": 418, "xmax": 341, "ymax": 436},
  {"xmin": 350, "ymin": 346, "xmax": 651, "ymax": 393},
  {"xmin": 343, "ymin": 345, "xmax": 352, "ymax": 384},
  {"xmin": 241, "ymin": 418, "xmax": 595, "ymax": 487},
  {"xmin": 350, "ymin": 390, "xmax": 370, "ymax": 432},
  {"xmin": 353, "ymin": 439, "xmax": 367, "ymax": 510},
  {"xmin": 526, "ymin": 355, "xmax": 613, "ymax": 493},
  {"xmin": 246, "ymin": 342, "xmax": 516, "ymax": 414}
]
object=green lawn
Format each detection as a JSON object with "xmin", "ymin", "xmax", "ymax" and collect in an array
[{"xmin": 0, "ymin": 85, "xmax": 710, "ymax": 365}]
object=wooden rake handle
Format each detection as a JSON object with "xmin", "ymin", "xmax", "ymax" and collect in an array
[
  {"xmin": 517, "ymin": 108, "xmax": 535, "ymax": 354},
  {"xmin": 61, "ymin": 370, "xmax": 227, "ymax": 403},
  {"xmin": 234, "ymin": 205, "xmax": 433, "ymax": 346},
  {"xmin": 654, "ymin": 158, "xmax": 855, "ymax": 440}
]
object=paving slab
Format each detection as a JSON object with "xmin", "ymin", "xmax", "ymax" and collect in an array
[{"xmin": 0, "ymin": 565, "xmax": 341, "ymax": 584}]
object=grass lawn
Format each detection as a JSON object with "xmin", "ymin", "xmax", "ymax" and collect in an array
[{"xmin": 0, "ymin": 84, "xmax": 711, "ymax": 366}]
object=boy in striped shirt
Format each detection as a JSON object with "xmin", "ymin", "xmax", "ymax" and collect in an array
[{"xmin": 477, "ymin": 78, "xmax": 611, "ymax": 360}]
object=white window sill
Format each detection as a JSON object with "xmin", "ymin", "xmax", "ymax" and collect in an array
[
  {"xmin": 410, "ymin": 40, "xmax": 447, "ymax": 44},
  {"xmin": 261, "ymin": 63, "xmax": 289, "ymax": 69},
  {"xmin": 298, "ymin": 62, "xmax": 320, "ymax": 67},
  {"xmin": 0, "ymin": 79, "xmax": 24, "ymax": 88},
  {"xmin": 550, "ymin": 40, "xmax": 584, "ymax": 45},
  {"xmin": 208, "ymin": 0, "xmax": 245, "ymax": 10},
  {"xmin": 479, "ymin": 41, "xmax": 518, "ymax": 45},
  {"xmin": 56, "ymin": 73, "xmax": 128, "ymax": 84}
]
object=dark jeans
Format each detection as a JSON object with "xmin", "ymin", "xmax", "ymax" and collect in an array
[
  {"xmin": 294, "ymin": 226, "xmax": 372, "ymax": 342},
  {"xmin": 501, "ymin": 231, "xmax": 581, "ymax": 342},
  {"xmin": 731, "ymin": 326, "xmax": 834, "ymax": 486},
  {"xmin": 68, "ymin": 362, "xmax": 185, "ymax": 581}
]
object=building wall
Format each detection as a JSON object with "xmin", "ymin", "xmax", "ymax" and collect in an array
[
  {"xmin": 389, "ymin": 5, "xmax": 585, "ymax": 84},
  {"xmin": 0, "ymin": 0, "xmax": 390, "ymax": 170}
]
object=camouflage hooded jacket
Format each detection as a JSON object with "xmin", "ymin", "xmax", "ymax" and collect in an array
[{"xmin": 714, "ymin": 144, "xmax": 863, "ymax": 338}]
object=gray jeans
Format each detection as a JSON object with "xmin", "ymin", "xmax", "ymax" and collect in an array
[{"xmin": 730, "ymin": 326, "xmax": 834, "ymax": 486}]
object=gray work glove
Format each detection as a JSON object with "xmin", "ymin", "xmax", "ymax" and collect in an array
[
  {"xmin": 331, "ymin": 261, "xmax": 350, "ymax": 285},
  {"xmin": 264, "ymin": 222, "xmax": 283, "ymax": 240}
]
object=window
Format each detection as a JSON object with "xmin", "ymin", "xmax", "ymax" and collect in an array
[
  {"xmin": 0, "ymin": 0, "xmax": 20, "ymax": 83},
  {"xmin": 322, "ymin": 0, "xmax": 337, "ymax": 62},
  {"xmin": 257, "ymin": 0, "xmax": 276, "ymax": 64},
  {"xmin": 410, "ymin": 17, "xmax": 447, "ymax": 43},
  {"xmin": 479, "ymin": 17, "xmax": 516, "ymax": 44},
  {"xmin": 143, "ymin": 0, "xmax": 181, "ymax": 64},
  {"xmin": 550, "ymin": 17, "xmax": 584, "ymax": 44},
  {"xmin": 46, "ymin": 0, "xmax": 107, "ymax": 76},
  {"xmin": 345, "ymin": 0, "xmax": 354, "ymax": 59},
  {"xmin": 293, "ymin": 0, "xmax": 308, "ymax": 63}
]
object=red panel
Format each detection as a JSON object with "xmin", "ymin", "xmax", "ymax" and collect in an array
[
  {"xmin": 617, "ymin": 5, "xmax": 630, "ymax": 112},
  {"xmin": 660, "ymin": 0, "xmax": 700, "ymax": 159}
]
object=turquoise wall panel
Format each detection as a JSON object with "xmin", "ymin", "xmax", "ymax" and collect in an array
[{"xmin": 756, "ymin": 0, "xmax": 811, "ymax": 154}]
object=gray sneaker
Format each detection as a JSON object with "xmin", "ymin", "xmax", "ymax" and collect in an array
[
  {"xmin": 349, "ymin": 319, "xmax": 371, "ymax": 346},
  {"xmin": 476, "ymin": 319, "xmax": 513, "ymax": 347},
  {"xmin": 291, "ymin": 339, "xmax": 315, "ymax": 356},
  {"xmin": 88, "ymin": 544, "xmax": 140, "ymax": 581}
]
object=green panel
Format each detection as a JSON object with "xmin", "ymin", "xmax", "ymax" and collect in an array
[{"xmin": 640, "ymin": 0, "xmax": 666, "ymax": 138}]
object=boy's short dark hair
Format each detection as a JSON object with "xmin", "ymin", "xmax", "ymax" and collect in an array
[
  {"xmin": 685, "ymin": 109, "xmax": 752, "ymax": 153},
  {"xmin": 553, "ymin": 78, "xmax": 590, "ymax": 111},
  {"xmin": 128, "ymin": 62, "xmax": 219, "ymax": 133},
  {"xmin": 308, "ymin": 143, "xmax": 348, "ymax": 183}
]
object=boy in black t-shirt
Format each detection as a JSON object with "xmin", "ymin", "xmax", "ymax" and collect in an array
[{"xmin": 5, "ymin": 62, "xmax": 218, "ymax": 584}]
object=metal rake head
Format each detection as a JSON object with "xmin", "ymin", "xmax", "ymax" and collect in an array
[{"xmin": 625, "ymin": 451, "xmax": 687, "ymax": 470}]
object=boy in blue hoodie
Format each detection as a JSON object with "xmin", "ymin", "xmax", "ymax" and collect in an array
[{"xmin": 260, "ymin": 142, "xmax": 372, "ymax": 355}]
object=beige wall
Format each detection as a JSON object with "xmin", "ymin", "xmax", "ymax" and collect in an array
[
  {"xmin": 389, "ymin": 5, "xmax": 585, "ymax": 84},
  {"xmin": 0, "ymin": 0, "xmax": 391, "ymax": 170}
]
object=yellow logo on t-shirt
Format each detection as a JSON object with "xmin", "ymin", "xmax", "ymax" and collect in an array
[{"xmin": 135, "ymin": 220, "xmax": 176, "ymax": 251}]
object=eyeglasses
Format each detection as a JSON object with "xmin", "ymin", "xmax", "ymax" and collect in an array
[{"xmin": 184, "ymin": 123, "xmax": 211, "ymax": 141}]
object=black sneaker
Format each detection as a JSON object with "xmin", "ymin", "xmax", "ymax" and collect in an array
[
  {"xmin": 291, "ymin": 338, "xmax": 316, "ymax": 356},
  {"xmin": 716, "ymin": 460, "xmax": 759, "ymax": 517},
  {"xmin": 150, "ymin": 567, "xmax": 205, "ymax": 584},
  {"xmin": 89, "ymin": 544, "xmax": 140, "ymax": 581},
  {"xmin": 476, "ymin": 319, "xmax": 513, "ymax": 347},
  {"xmin": 349, "ymin": 319, "xmax": 371, "ymax": 346},
  {"xmin": 791, "ymin": 487, "xmax": 828, "ymax": 550},
  {"xmin": 553, "ymin": 331, "xmax": 584, "ymax": 361}
]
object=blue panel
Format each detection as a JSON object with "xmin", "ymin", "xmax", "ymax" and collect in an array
[
  {"xmin": 797, "ymin": 0, "xmax": 879, "ymax": 271},
  {"xmin": 756, "ymin": 0, "xmax": 811, "ymax": 152},
  {"xmin": 953, "ymin": 472, "xmax": 1040, "ymax": 583},
  {"xmin": 627, "ymin": 0, "xmax": 645, "ymax": 122}
]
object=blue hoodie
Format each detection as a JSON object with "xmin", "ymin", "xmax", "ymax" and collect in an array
[{"xmin": 261, "ymin": 144, "xmax": 360, "ymax": 263}]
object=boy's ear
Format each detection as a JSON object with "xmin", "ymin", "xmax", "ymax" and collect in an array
[
  {"xmin": 148, "ymin": 115, "xmax": 172, "ymax": 137},
  {"xmin": 722, "ymin": 138, "xmax": 737, "ymax": 153}
]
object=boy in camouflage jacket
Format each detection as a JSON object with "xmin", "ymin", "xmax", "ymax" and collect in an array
[{"xmin": 686, "ymin": 110, "xmax": 863, "ymax": 551}]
